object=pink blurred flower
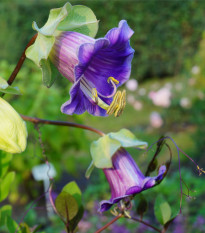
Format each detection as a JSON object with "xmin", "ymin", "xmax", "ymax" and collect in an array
[
  {"xmin": 133, "ymin": 100, "xmax": 143, "ymax": 110},
  {"xmin": 149, "ymin": 87, "xmax": 171, "ymax": 108},
  {"xmin": 150, "ymin": 112, "xmax": 163, "ymax": 128},
  {"xmin": 126, "ymin": 79, "xmax": 138, "ymax": 91}
]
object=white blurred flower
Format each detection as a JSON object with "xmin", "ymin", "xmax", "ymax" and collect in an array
[
  {"xmin": 180, "ymin": 97, "xmax": 191, "ymax": 108},
  {"xmin": 138, "ymin": 88, "xmax": 146, "ymax": 96},
  {"xmin": 149, "ymin": 87, "xmax": 172, "ymax": 108},
  {"xmin": 191, "ymin": 66, "xmax": 200, "ymax": 75},
  {"xmin": 165, "ymin": 83, "xmax": 172, "ymax": 89},
  {"xmin": 150, "ymin": 112, "xmax": 163, "ymax": 128},
  {"xmin": 127, "ymin": 94, "xmax": 135, "ymax": 104},
  {"xmin": 175, "ymin": 82, "xmax": 183, "ymax": 91},
  {"xmin": 133, "ymin": 100, "xmax": 143, "ymax": 111},
  {"xmin": 126, "ymin": 79, "xmax": 138, "ymax": 91}
]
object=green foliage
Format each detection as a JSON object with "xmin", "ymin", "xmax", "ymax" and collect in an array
[
  {"xmin": 55, "ymin": 181, "xmax": 84, "ymax": 232},
  {"xmin": 62, "ymin": 181, "xmax": 82, "ymax": 206},
  {"xmin": 0, "ymin": 171, "xmax": 15, "ymax": 202},
  {"xmin": 55, "ymin": 192, "xmax": 79, "ymax": 221},
  {"xmin": 1, "ymin": 0, "xmax": 205, "ymax": 80},
  {"xmin": 0, "ymin": 152, "xmax": 12, "ymax": 178},
  {"xmin": 0, "ymin": 205, "xmax": 22, "ymax": 233},
  {"xmin": 0, "ymin": 205, "xmax": 12, "ymax": 227},
  {"xmin": 154, "ymin": 195, "xmax": 172, "ymax": 225}
]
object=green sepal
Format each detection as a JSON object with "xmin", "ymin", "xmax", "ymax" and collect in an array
[
  {"xmin": 25, "ymin": 33, "xmax": 55, "ymax": 67},
  {"xmin": 90, "ymin": 129, "xmax": 147, "ymax": 169},
  {"xmin": 0, "ymin": 77, "xmax": 21, "ymax": 95},
  {"xmin": 32, "ymin": 2, "xmax": 72, "ymax": 36},
  {"xmin": 58, "ymin": 5, "xmax": 99, "ymax": 38},
  {"xmin": 85, "ymin": 161, "xmax": 95, "ymax": 179},
  {"xmin": 40, "ymin": 59, "xmax": 58, "ymax": 88},
  {"xmin": 26, "ymin": 2, "xmax": 98, "ymax": 88}
]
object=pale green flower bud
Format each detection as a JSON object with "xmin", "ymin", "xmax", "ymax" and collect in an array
[{"xmin": 0, "ymin": 98, "xmax": 27, "ymax": 153}]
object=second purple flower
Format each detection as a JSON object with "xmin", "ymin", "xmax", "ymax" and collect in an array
[{"xmin": 50, "ymin": 20, "xmax": 134, "ymax": 117}]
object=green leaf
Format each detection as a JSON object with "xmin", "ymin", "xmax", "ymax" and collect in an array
[
  {"xmin": 0, "ymin": 86, "xmax": 21, "ymax": 95},
  {"xmin": 154, "ymin": 195, "xmax": 172, "ymax": 225},
  {"xmin": 69, "ymin": 205, "xmax": 84, "ymax": 232},
  {"xmin": 0, "ymin": 171, "xmax": 15, "ymax": 202},
  {"xmin": 58, "ymin": 5, "xmax": 99, "ymax": 38},
  {"xmin": 19, "ymin": 223, "xmax": 31, "ymax": 233},
  {"xmin": 32, "ymin": 2, "xmax": 72, "ymax": 36},
  {"xmin": 62, "ymin": 181, "xmax": 82, "ymax": 206},
  {"xmin": 0, "ymin": 76, "xmax": 21, "ymax": 95},
  {"xmin": 0, "ymin": 152, "xmax": 12, "ymax": 178},
  {"xmin": 90, "ymin": 129, "xmax": 147, "ymax": 169},
  {"xmin": 0, "ymin": 205, "xmax": 12, "ymax": 227},
  {"xmin": 25, "ymin": 33, "xmax": 55, "ymax": 67},
  {"xmin": 55, "ymin": 191, "xmax": 79, "ymax": 222},
  {"xmin": 6, "ymin": 216, "xmax": 21, "ymax": 233}
]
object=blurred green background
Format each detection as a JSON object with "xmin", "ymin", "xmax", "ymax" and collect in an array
[{"xmin": 0, "ymin": 0, "xmax": 205, "ymax": 232}]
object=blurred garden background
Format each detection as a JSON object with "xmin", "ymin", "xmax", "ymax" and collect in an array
[{"xmin": 0, "ymin": 0, "xmax": 205, "ymax": 232}]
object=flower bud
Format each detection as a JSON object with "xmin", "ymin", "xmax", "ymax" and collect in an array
[{"xmin": 0, "ymin": 98, "xmax": 27, "ymax": 153}]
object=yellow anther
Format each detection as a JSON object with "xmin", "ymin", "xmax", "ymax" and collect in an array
[
  {"xmin": 107, "ymin": 91, "xmax": 122, "ymax": 115},
  {"xmin": 107, "ymin": 77, "xmax": 119, "ymax": 85},
  {"xmin": 197, "ymin": 165, "xmax": 205, "ymax": 176},
  {"xmin": 114, "ymin": 90, "xmax": 126, "ymax": 117},
  {"xmin": 124, "ymin": 210, "xmax": 131, "ymax": 219},
  {"xmin": 92, "ymin": 88, "xmax": 98, "ymax": 104},
  {"xmin": 110, "ymin": 207, "xmax": 119, "ymax": 216},
  {"xmin": 106, "ymin": 90, "xmax": 126, "ymax": 117}
]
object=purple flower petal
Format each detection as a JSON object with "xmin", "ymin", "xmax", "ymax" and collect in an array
[
  {"xmin": 50, "ymin": 20, "xmax": 134, "ymax": 116},
  {"xmin": 61, "ymin": 80, "xmax": 86, "ymax": 115},
  {"xmin": 98, "ymin": 149, "xmax": 167, "ymax": 212}
]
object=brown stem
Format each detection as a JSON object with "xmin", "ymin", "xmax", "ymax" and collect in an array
[
  {"xmin": 21, "ymin": 114, "xmax": 105, "ymax": 137},
  {"xmin": 94, "ymin": 214, "xmax": 122, "ymax": 233},
  {"xmin": 7, "ymin": 34, "xmax": 38, "ymax": 86},
  {"xmin": 128, "ymin": 216, "xmax": 161, "ymax": 233}
]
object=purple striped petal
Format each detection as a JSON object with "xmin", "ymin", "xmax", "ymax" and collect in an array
[{"xmin": 99, "ymin": 149, "xmax": 166, "ymax": 212}]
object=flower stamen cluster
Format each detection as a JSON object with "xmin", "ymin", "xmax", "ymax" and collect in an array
[{"xmin": 107, "ymin": 90, "xmax": 126, "ymax": 117}]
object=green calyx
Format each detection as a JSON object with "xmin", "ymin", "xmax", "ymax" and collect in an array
[
  {"xmin": 86, "ymin": 129, "xmax": 148, "ymax": 178},
  {"xmin": 25, "ymin": 2, "xmax": 98, "ymax": 88}
]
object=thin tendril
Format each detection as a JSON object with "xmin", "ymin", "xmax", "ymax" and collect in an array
[{"xmin": 146, "ymin": 135, "xmax": 204, "ymax": 213}]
